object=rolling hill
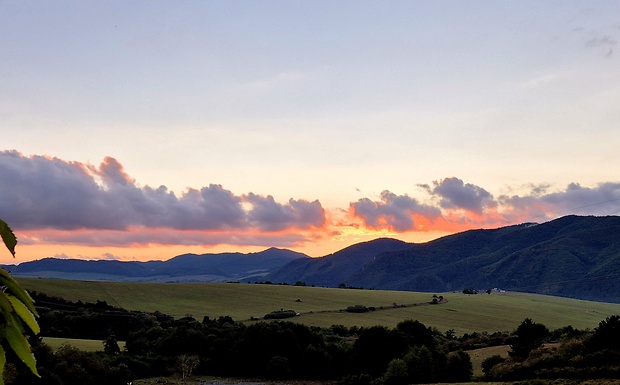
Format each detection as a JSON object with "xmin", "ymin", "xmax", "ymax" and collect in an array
[
  {"xmin": 267, "ymin": 215, "xmax": 620, "ymax": 303},
  {"xmin": 262, "ymin": 237, "xmax": 411, "ymax": 286},
  {"xmin": 16, "ymin": 277, "xmax": 620, "ymax": 333}
]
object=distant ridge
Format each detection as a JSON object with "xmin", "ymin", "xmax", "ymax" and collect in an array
[{"xmin": 1, "ymin": 248, "xmax": 309, "ymax": 283}]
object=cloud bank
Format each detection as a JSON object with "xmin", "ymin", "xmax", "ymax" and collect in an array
[
  {"xmin": 2, "ymin": 151, "xmax": 619, "ymax": 253},
  {"xmin": 350, "ymin": 177, "xmax": 620, "ymax": 232},
  {"xmin": 0, "ymin": 151, "xmax": 325, "ymax": 247}
]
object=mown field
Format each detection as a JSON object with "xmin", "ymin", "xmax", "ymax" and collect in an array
[{"xmin": 19, "ymin": 278, "xmax": 620, "ymax": 334}]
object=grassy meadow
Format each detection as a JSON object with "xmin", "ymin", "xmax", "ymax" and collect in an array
[
  {"xmin": 42, "ymin": 337, "xmax": 126, "ymax": 352},
  {"xmin": 19, "ymin": 278, "xmax": 620, "ymax": 334}
]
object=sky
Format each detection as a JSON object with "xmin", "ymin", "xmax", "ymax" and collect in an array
[{"xmin": 1, "ymin": 1, "xmax": 620, "ymax": 263}]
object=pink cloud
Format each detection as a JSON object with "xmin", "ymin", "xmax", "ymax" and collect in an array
[
  {"xmin": 350, "ymin": 179, "xmax": 620, "ymax": 232},
  {"xmin": 349, "ymin": 191, "xmax": 441, "ymax": 232},
  {"xmin": 18, "ymin": 227, "xmax": 312, "ymax": 248}
]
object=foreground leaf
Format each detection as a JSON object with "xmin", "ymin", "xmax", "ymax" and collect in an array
[
  {"xmin": 0, "ymin": 269, "xmax": 37, "ymax": 315},
  {"xmin": 3, "ymin": 322, "xmax": 39, "ymax": 377},
  {"xmin": 0, "ymin": 294, "xmax": 15, "ymax": 323},
  {"xmin": 0, "ymin": 220, "xmax": 16, "ymax": 258},
  {"xmin": 7, "ymin": 295, "xmax": 39, "ymax": 334}
]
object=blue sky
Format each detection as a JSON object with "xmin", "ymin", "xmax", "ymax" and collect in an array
[{"xmin": 1, "ymin": 1, "xmax": 619, "ymax": 262}]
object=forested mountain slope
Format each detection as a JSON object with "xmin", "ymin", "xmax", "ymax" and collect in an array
[
  {"xmin": 269, "ymin": 216, "xmax": 620, "ymax": 302},
  {"xmin": 263, "ymin": 238, "xmax": 411, "ymax": 286}
]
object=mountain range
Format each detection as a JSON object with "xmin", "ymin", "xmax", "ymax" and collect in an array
[
  {"xmin": 1, "ymin": 247, "xmax": 308, "ymax": 283},
  {"xmin": 4, "ymin": 215, "xmax": 620, "ymax": 302}
]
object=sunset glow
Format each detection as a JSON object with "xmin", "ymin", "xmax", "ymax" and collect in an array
[{"xmin": 2, "ymin": 2, "xmax": 620, "ymax": 263}]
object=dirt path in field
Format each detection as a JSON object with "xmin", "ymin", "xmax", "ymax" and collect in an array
[
  {"xmin": 240, "ymin": 298, "xmax": 447, "ymax": 322},
  {"xmin": 304, "ymin": 297, "xmax": 447, "ymax": 315}
]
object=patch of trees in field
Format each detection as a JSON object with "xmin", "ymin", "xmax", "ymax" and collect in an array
[
  {"xmin": 483, "ymin": 316, "xmax": 620, "ymax": 382},
  {"xmin": 7, "ymin": 291, "xmax": 620, "ymax": 385},
  {"xmin": 29, "ymin": 291, "xmax": 169, "ymax": 340}
]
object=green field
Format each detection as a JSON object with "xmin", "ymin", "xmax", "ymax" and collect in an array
[
  {"xmin": 42, "ymin": 337, "xmax": 126, "ymax": 352},
  {"xmin": 19, "ymin": 278, "xmax": 620, "ymax": 334}
]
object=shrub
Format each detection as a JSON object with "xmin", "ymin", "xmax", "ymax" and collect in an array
[
  {"xmin": 481, "ymin": 354, "xmax": 505, "ymax": 377},
  {"xmin": 346, "ymin": 305, "xmax": 369, "ymax": 313},
  {"xmin": 444, "ymin": 350, "xmax": 473, "ymax": 382},
  {"xmin": 264, "ymin": 310, "xmax": 298, "ymax": 319},
  {"xmin": 380, "ymin": 358, "xmax": 408, "ymax": 385}
]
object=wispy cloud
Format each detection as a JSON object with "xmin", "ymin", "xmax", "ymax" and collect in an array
[
  {"xmin": 518, "ymin": 72, "xmax": 569, "ymax": 89},
  {"xmin": 573, "ymin": 24, "xmax": 618, "ymax": 59},
  {"xmin": 585, "ymin": 35, "xmax": 617, "ymax": 58},
  {"xmin": 231, "ymin": 70, "xmax": 312, "ymax": 95}
]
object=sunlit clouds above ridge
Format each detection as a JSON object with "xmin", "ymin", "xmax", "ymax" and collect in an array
[
  {"xmin": 2, "ymin": 2, "xmax": 620, "ymax": 262},
  {"xmin": 0, "ymin": 151, "xmax": 325, "ymax": 239},
  {"xmin": 2, "ymin": 151, "xmax": 619, "ymax": 261}
]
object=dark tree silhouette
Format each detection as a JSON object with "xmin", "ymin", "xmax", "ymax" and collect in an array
[
  {"xmin": 508, "ymin": 318, "xmax": 550, "ymax": 359},
  {"xmin": 588, "ymin": 315, "xmax": 620, "ymax": 352},
  {"xmin": 445, "ymin": 350, "xmax": 473, "ymax": 382},
  {"xmin": 103, "ymin": 333, "xmax": 121, "ymax": 356}
]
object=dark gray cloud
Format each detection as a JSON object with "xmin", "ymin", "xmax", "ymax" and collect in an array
[
  {"xmin": 246, "ymin": 193, "xmax": 325, "ymax": 232},
  {"xmin": 350, "ymin": 190, "xmax": 441, "ymax": 231},
  {"xmin": 546, "ymin": 182, "xmax": 620, "ymax": 207},
  {"xmin": 0, "ymin": 151, "xmax": 327, "ymax": 234},
  {"xmin": 431, "ymin": 177, "xmax": 495, "ymax": 214},
  {"xmin": 496, "ymin": 182, "xmax": 620, "ymax": 221},
  {"xmin": 0, "ymin": 151, "xmax": 111, "ymax": 229}
]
